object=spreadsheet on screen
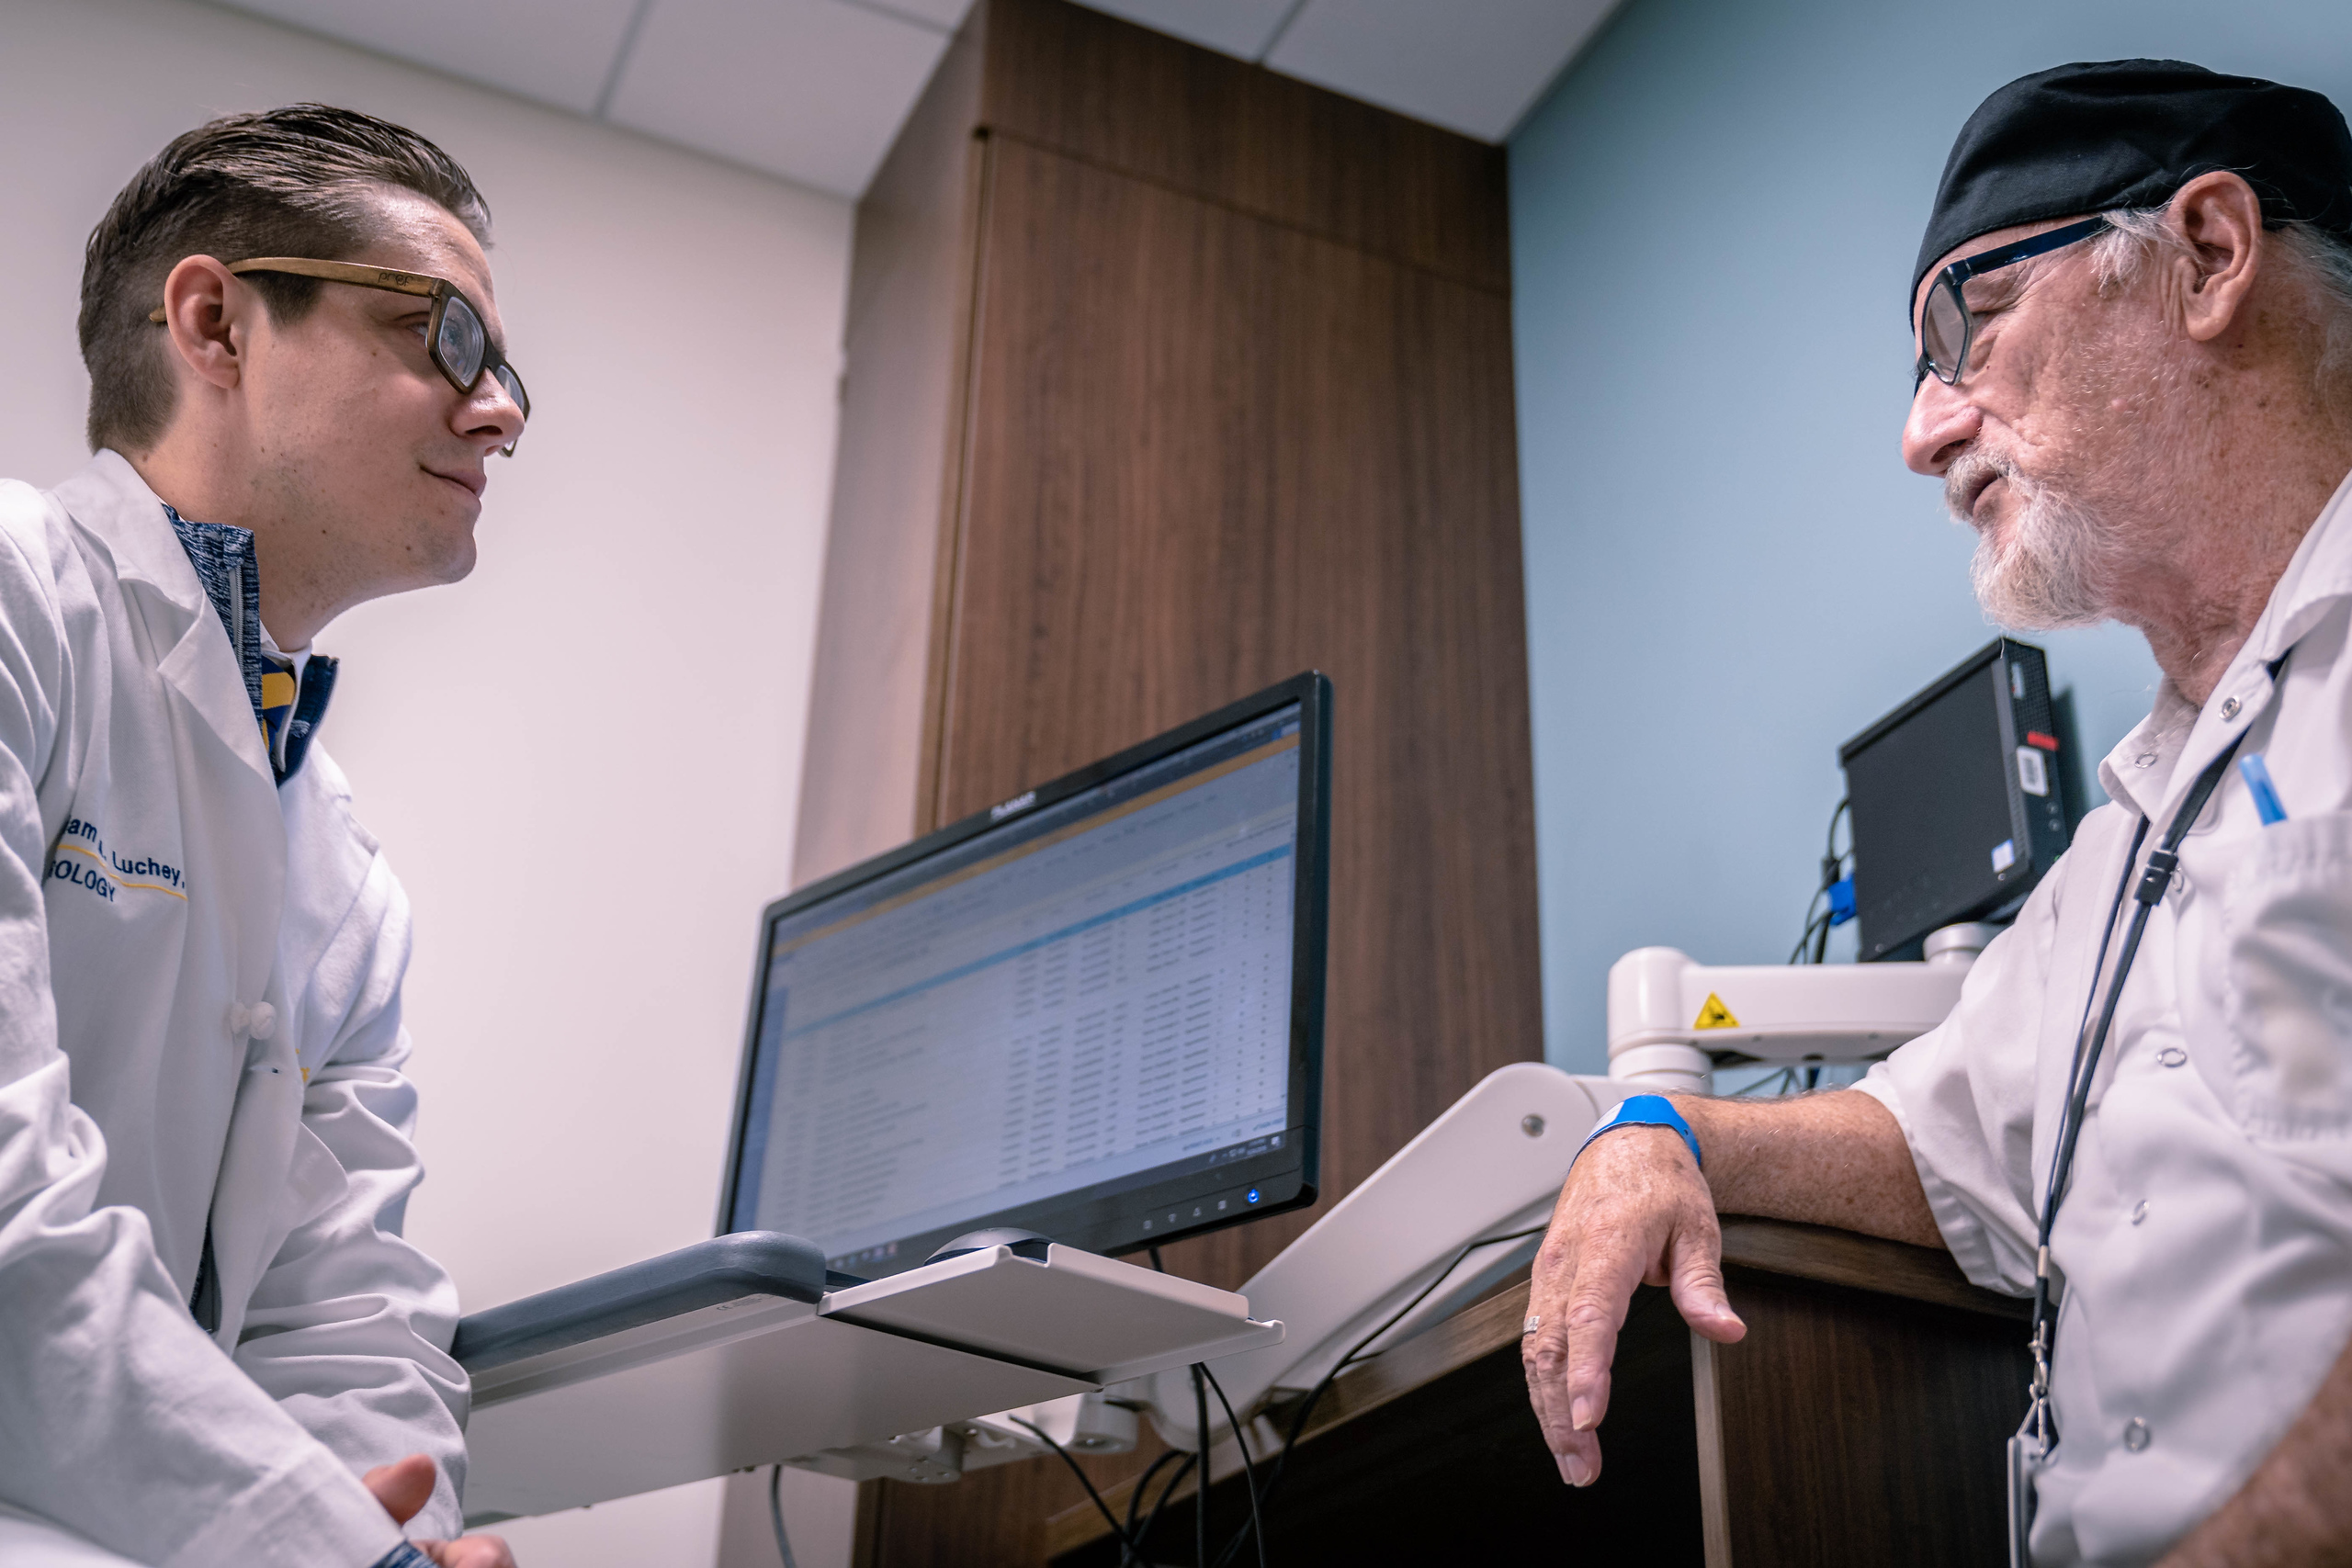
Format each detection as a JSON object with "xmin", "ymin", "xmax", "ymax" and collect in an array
[{"xmin": 731, "ymin": 705, "xmax": 1303, "ymax": 1269}]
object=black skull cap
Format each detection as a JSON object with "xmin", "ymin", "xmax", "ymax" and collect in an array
[{"xmin": 1913, "ymin": 59, "xmax": 2352, "ymax": 318}]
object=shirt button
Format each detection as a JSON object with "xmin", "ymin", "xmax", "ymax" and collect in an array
[
  {"xmin": 2221, "ymin": 695, "xmax": 2242, "ymax": 719},
  {"xmin": 2134, "ymin": 752, "xmax": 2158, "ymax": 768},
  {"xmin": 2130, "ymin": 1200, "xmax": 2149, "ymax": 1224},
  {"xmin": 2124, "ymin": 1417, "xmax": 2152, "ymax": 1452},
  {"xmin": 2157, "ymin": 1046, "xmax": 2188, "ymax": 1068}
]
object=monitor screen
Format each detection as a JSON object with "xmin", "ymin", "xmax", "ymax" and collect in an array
[{"xmin": 720, "ymin": 674, "xmax": 1329, "ymax": 1279}]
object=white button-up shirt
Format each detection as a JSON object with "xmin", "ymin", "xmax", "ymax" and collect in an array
[{"xmin": 1858, "ymin": 468, "xmax": 2352, "ymax": 1567}]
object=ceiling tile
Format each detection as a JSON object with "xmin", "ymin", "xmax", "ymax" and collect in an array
[
  {"xmin": 605, "ymin": 0, "xmax": 948, "ymax": 197},
  {"xmin": 214, "ymin": 0, "xmax": 642, "ymax": 116},
  {"xmin": 1265, "ymin": 0, "xmax": 1620, "ymax": 141},
  {"xmin": 1067, "ymin": 0, "xmax": 1295, "ymax": 60}
]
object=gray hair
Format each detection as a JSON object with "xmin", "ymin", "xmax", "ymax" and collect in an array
[{"xmin": 2090, "ymin": 203, "xmax": 2352, "ymax": 388}]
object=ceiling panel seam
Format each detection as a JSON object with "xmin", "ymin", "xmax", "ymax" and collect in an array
[
  {"xmin": 1255, "ymin": 0, "xmax": 1311, "ymax": 64},
  {"xmin": 842, "ymin": 0, "xmax": 957, "ymax": 34},
  {"xmin": 593, "ymin": 0, "xmax": 656, "ymax": 118}
]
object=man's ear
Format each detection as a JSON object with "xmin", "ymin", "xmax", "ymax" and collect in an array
[
  {"xmin": 156, "ymin": 255, "xmax": 251, "ymax": 391},
  {"xmin": 2167, "ymin": 171, "xmax": 2266, "ymax": 344}
]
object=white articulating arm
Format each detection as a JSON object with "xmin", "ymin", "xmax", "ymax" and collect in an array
[
  {"xmin": 1128, "ymin": 1062, "xmax": 1631, "ymax": 1452},
  {"xmin": 1608, "ymin": 923, "xmax": 1994, "ymax": 1090}
]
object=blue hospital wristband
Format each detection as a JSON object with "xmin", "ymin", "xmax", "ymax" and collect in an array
[{"xmin": 1574, "ymin": 1093, "xmax": 1702, "ymax": 1171}]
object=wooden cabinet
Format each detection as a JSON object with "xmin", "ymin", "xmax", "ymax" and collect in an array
[{"xmin": 776, "ymin": 3, "xmax": 1540, "ymax": 1561}]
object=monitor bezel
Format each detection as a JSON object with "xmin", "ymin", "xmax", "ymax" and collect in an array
[{"xmin": 714, "ymin": 671, "xmax": 1332, "ymax": 1273}]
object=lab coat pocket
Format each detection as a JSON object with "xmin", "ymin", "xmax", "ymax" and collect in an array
[{"xmin": 2222, "ymin": 811, "xmax": 2352, "ymax": 1166}]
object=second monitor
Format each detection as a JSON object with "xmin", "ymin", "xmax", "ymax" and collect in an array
[{"xmin": 719, "ymin": 673, "xmax": 1331, "ymax": 1280}]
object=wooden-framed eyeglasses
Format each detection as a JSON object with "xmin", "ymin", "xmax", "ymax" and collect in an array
[{"xmin": 151, "ymin": 257, "xmax": 529, "ymax": 455}]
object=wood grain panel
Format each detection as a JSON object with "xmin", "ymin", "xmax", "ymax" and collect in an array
[
  {"xmin": 976, "ymin": 0, "xmax": 1510, "ymax": 295},
  {"xmin": 854, "ymin": 6, "xmax": 1529, "ymax": 1559},
  {"xmin": 933, "ymin": 134, "xmax": 1539, "ymax": 1287},
  {"xmin": 1707, "ymin": 1267, "xmax": 2031, "ymax": 1567},
  {"xmin": 866, "ymin": 126, "xmax": 1534, "ymax": 1568}
]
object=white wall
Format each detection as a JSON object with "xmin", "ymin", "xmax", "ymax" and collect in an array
[{"xmin": 0, "ymin": 1, "xmax": 856, "ymax": 1560}]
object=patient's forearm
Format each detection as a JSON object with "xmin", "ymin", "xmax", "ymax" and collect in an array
[{"xmin": 1676, "ymin": 1089, "xmax": 1943, "ymax": 1249}]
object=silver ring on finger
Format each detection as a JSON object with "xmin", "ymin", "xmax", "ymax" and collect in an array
[{"xmin": 1522, "ymin": 1313, "xmax": 1543, "ymax": 1337}]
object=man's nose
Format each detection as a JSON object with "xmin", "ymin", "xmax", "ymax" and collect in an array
[
  {"xmin": 464, "ymin": 378, "xmax": 526, "ymax": 454},
  {"xmin": 1902, "ymin": 375, "xmax": 1979, "ymax": 476}
]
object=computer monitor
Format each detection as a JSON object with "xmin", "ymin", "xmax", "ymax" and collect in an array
[
  {"xmin": 718, "ymin": 673, "xmax": 1330, "ymax": 1280},
  {"xmin": 1838, "ymin": 637, "xmax": 2073, "ymax": 961}
]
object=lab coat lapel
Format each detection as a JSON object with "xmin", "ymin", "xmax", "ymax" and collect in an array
[
  {"xmin": 50, "ymin": 454, "xmax": 295, "ymax": 1348},
  {"xmin": 51, "ymin": 455, "xmax": 277, "ymax": 787}
]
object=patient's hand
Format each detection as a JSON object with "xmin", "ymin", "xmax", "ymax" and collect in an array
[
  {"xmin": 1520, "ymin": 1123, "xmax": 1746, "ymax": 1487},
  {"xmin": 364, "ymin": 1454, "xmax": 517, "ymax": 1567}
]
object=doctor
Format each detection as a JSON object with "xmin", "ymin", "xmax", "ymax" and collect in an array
[
  {"xmin": 0, "ymin": 107, "xmax": 524, "ymax": 1565},
  {"xmin": 1523, "ymin": 62, "xmax": 2352, "ymax": 1566}
]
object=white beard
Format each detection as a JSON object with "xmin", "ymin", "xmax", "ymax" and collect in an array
[{"xmin": 1948, "ymin": 450, "xmax": 2119, "ymax": 629}]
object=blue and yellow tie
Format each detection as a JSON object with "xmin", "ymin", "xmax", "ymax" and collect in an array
[{"xmin": 259, "ymin": 652, "xmax": 299, "ymax": 775}]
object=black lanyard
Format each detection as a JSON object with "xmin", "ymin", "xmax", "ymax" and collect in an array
[{"xmin": 2021, "ymin": 730, "xmax": 2246, "ymax": 1455}]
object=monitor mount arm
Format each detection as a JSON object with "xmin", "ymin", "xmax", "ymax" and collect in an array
[{"xmin": 1606, "ymin": 921, "xmax": 1994, "ymax": 1090}]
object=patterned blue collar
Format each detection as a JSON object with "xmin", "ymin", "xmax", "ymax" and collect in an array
[{"xmin": 160, "ymin": 503, "xmax": 336, "ymax": 784}]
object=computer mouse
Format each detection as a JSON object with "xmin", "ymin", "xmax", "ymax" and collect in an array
[{"xmin": 926, "ymin": 1227, "xmax": 1055, "ymax": 1263}]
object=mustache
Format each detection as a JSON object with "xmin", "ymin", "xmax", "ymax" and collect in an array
[{"xmin": 1942, "ymin": 447, "xmax": 2020, "ymax": 525}]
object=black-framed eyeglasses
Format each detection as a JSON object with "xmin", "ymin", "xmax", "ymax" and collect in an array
[
  {"xmin": 1914, "ymin": 216, "xmax": 2111, "ymax": 391},
  {"xmin": 151, "ymin": 257, "xmax": 530, "ymax": 455}
]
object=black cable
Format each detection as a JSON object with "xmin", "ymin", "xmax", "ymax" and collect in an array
[
  {"xmin": 1122, "ymin": 1448, "xmax": 1184, "ymax": 1564},
  {"xmin": 1211, "ymin": 1224, "xmax": 1549, "ymax": 1566},
  {"xmin": 1791, "ymin": 796, "xmax": 1853, "ymax": 964},
  {"xmin": 1787, "ymin": 907, "xmax": 1830, "ymax": 964},
  {"xmin": 765, "ymin": 1465, "xmax": 799, "ymax": 1568},
  {"xmin": 1201, "ymin": 1362, "xmax": 1267, "ymax": 1568},
  {"xmin": 1008, "ymin": 1416, "xmax": 1140, "ymax": 1563},
  {"xmin": 1193, "ymin": 1367, "xmax": 1211, "ymax": 1568},
  {"xmin": 1145, "ymin": 1246, "xmax": 1248, "ymax": 1568},
  {"xmin": 1134, "ymin": 1450, "xmax": 1196, "ymax": 1564}
]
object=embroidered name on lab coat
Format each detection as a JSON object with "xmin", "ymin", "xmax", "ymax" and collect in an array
[{"xmin": 49, "ymin": 816, "xmax": 187, "ymax": 902}]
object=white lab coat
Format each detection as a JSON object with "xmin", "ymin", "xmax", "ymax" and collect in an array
[
  {"xmin": 1859, "ymin": 465, "xmax": 2352, "ymax": 1564},
  {"xmin": 0, "ymin": 452, "xmax": 464, "ymax": 1565}
]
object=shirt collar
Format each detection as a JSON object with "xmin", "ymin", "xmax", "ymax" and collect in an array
[
  {"xmin": 154, "ymin": 499, "xmax": 336, "ymax": 788},
  {"xmin": 160, "ymin": 502, "xmax": 267, "ymax": 723}
]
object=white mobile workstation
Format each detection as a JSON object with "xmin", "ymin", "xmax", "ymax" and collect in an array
[{"xmin": 455, "ymin": 1233, "xmax": 1280, "ymax": 1524}]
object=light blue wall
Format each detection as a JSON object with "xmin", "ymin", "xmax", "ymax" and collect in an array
[{"xmin": 1510, "ymin": 2, "xmax": 2352, "ymax": 1073}]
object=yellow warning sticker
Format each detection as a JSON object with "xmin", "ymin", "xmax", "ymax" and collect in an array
[{"xmin": 1693, "ymin": 993, "xmax": 1739, "ymax": 1031}]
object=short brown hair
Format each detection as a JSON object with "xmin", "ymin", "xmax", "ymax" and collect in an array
[{"xmin": 79, "ymin": 104, "xmax": 492, "ymax": 455}]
